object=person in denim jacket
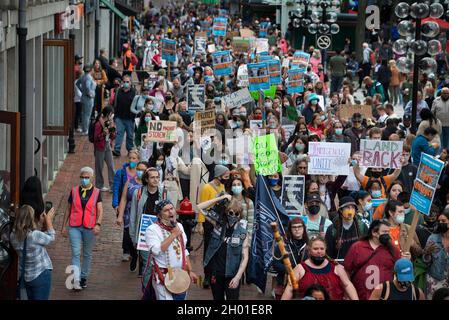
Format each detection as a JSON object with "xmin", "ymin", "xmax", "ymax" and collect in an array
[{"xmin": 423, "ymin": 210, "xmax": 449, "ymax": 299}]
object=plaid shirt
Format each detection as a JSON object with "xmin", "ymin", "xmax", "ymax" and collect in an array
[{"xmin": 10, "ymin": 229, "xmax": 55, "ymax": 282}]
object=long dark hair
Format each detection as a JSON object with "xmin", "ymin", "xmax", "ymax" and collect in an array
[
  {"xmin": 361, "ymin": 219, "xmax": 396, "ymax": 257},
  {"xmin": 286, "ymin": 217, "xmax": 309, "ymax": 244},
  {"xmin": 304, "ymin": 284, "xmax": 330, "ymax": 300},
  {"xmin": 20, "ymin": 176, "xmax": 45, "ymax": 222}
]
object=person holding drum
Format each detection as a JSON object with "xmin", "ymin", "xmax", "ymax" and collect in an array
[{"xmin": 144, "ymin": 200, "xmax": 197, "ymax": 300}]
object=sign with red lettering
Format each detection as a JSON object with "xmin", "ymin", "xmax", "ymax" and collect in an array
[
  {"xmin": 146, "ymin": 121, "xmax": 177, "ymax": 143},
  {"xmin": 360, "ymin": 140, "xmax": 403, "ymax": 169}
]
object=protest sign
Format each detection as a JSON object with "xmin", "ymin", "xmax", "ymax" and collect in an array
[
  {"xmin": 281, "ymin": 175, "xmax": 306, "ymax": 214},
  {"xmin": 240, "ymin": 28, "xmax": 255, "ymax": 37},
  {"xmin": 247, "ymin": 62, "xmax": 270, "ymax": 91},
  {"xmin": 161, "ymin": 38, "xmax": 177, "ymax": 62},
  {"xmin": 360, "ymin": 140, "xmax": 403, "ymax": 169},
  {"xmin": 232, "ymin": 37, "xmax": 251, "ymax": 54},
  {"xmin": 292, "ymin": 51, "xmax": 310, "ymax": 69},
  {"xmin": 195, "ymin": 31, "xmax": 208, "ymax": 38},
  {"xmin": 212, "ymin": 17, "xmax": 228, "ymax": 37},
  {"xmin": 187, "ymin": 85, "xmax": 205, "ymax": 111},
  {"xmin": 287, "ymin": 68, "xmax": 306, "ymax": 94},
  {"xmin": 237, "ymin": 64, "xmax": 249, "ymax": 87},
  {"xmin": 410, "ymin": 153, "xmax": 445, "ymax": 215},
  {"xmin": 339, "ymin": 105, "xmax": 372, "ymax": 121},
  {"xmin": 146, "ymin": 121, "xmax": 178, "ymax": 143},
  {"xmin": 211, "ymin": 51, "xmax": 233, "ymax": 76},
  {"xmin": 255, "ymin": 38, "xmax": 269, "ymax": 53},
  {"xmin": 194, "ymin": 110, "xmax": 216, "ymax": 136},
  {"xmin": 259, "ymin": 22, "xmax": 269, "ymax": 38},
  {"xmin": 308, "ymin": 142, "xmax": 351, "ymax": 175},
  {"xmin": 194, "ymin": 37, "xmax": 207, "ymax": 54},
  {"xmin": 207, "ymin": 44, "xmax": 216, "ymax": 53},
  {"xmin": 267, "ymin": 59, "xmax": 281, "ymax": 85},
  {"xmin": 222, "ymin": 88, "xmax": 253, "ymax": 109},
  {"xmin": 252, "ymin": 134, "xmax": 282, "ymax": 176},
  {"xmin": 137, "ymin": 214, "xmax": 158, "ymax": 251},
  {"xmin": 200, "ymin": 21, "xmax": 212, "ymax": 36},
  {"xmin": 259, "ymin": 55, "xmax": 272, "ymax": 62}
]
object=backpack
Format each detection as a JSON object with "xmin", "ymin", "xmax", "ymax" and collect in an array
[
  {"xmin": 131, "ymin": 52, "xmax": 139, "ymax": 66},
  {"xmin": 88, "ymin": 117, "xmax": 100, "ymax": 143}
]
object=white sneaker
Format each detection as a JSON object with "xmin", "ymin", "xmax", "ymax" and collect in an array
[
  {"xmin": 122, "ymin": 254, "xmax": 131, "ymax": 262},
  {"xmin": 73, "ymin": 281, "xmax": 82, "ymax": 291},
  {"xmin": 100, "ymin": 187, "xmax": 109, "ymax": 192}
]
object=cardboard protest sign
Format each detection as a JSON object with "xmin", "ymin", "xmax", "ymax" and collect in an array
[
  {"xmin": 187, "ymin": 85, "xmax": 205, "ymax": 111},
  {"xmin": 161, "ymin": 38, "xmax": 177, "ymax": 62},
  {"xmin": 247, "ymin": 62, "xmax": 270, "ymax": 91},
  {"xmin": 232, "ymin": 37, "xmax": 251, "ymax": 54},
  {"xmin": 237, "ymin": 64, "xmax": 249, "ymax": 88},
  {"xmin": 212, "ymin": 17, "xmax": 228, "ymax": 37},
  {"xmin": 222, "ymin": 88, "xmax": 253, "ymax": 109},
  {"xmin": 252, "ymin": 134, "xmax": 282, "ymax": 176},
  {"xmin": 194, "ymin": 110, "xmax": 216, "ymax": 136},
  {"xmin": 281, "ymin": 175, "xmax": 306, "ymax": 214},
  {"xmin": 137, "ymin": 214, "xmax": 158, "ymax": 251},
  {"xmin": 240, "ymin": 28, "xmax": 255, "ymax": 38},
  {"xmin": 410, "ymin": 153, "xmax": 445, "ymax": 215},
  {"xmin": 339, "ymin": 105, "xmax": 372, "ymax": 121},
  {"xmin": 267, "ymin": 59, "xmax": 281, "ymax": 85},
  {"xmin": 308, "ymin": 142, "xmax": 351, "ymax": 175},
  {"xmin": 292, "ymin": 51, "xmax": 310, "ymax": 69},
  {"xmin": 147, "ymin": 121, "xmax": 178, "ymax": 143},
  {"xmin": 255, "ymin": 38, "xmax": 269, "ymax": 53},
  {"xmin": 194, "ymin": 37, "xmax": 207, "ymax": 55},
  {"xmin": 211, "ymin": 51, "xmax": 233, "ymax": 76},
  {"xmin": 360, "ymin": 140, "xmax": 403, "ymax": 169},
  {"xmin": 259, "ymin": 22, "xmax": 269, "ymax": 38},
  {"xmin": 287, "ymin": 68, "xmax": 306, "ymax": 94}
]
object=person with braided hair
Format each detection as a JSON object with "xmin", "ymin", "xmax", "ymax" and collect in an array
[{"xmin": 324, "ymin": 196, "xmax": 369, "ymax": 260}]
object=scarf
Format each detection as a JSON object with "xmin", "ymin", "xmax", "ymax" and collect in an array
[{"xmin": 81, "ymin": 184, "xmax": 93, "ymax": 198}]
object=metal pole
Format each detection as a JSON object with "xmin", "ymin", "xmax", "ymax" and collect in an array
[
  {"xmin": 68, "ymin": 31, "xmax": 76, "ymax": 154},
  {"xmin": 18, "ymin": 0, "xmax": 27, "ymax": 190},
  {"xmin": 411, "ymin": 17, "xmax": 421, "ymax": 134},
  {"xmin": 95, "ymin": 0, "xmax": 100, "ymax": 59}
]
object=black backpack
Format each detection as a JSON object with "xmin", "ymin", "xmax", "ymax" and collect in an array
[{"xmin": 88, "ymin": 117, "xmax": 100, "ymax": 143}]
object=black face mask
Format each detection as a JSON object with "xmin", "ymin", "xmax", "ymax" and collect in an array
[
  {"xmin": 398, "ymin": 281, "xmax": 412, "ymax": 290},
  {"xmin": 219, "ymin": 177, "xmax": 229, "ymax": 185},
  {"xmin": 379, "ymin": 234, "xmax": 391, "ymax": 246},
  {"xmin": 310, "ymin": 255, "xmax": 326, "ymax": 266},
  {"xmin": 434, "ymin": 222, "xmax": 449, "ymax": 234},
  {"xmin": 308, "ymin": 205, "xmax": 320, "ymax": 216}
]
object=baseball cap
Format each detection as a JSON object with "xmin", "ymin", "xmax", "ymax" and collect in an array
[
  {"xmin": 352, "ymin": 112, "xmax": 363, "ymax": 120},
  {"xmin": 306, "ymin": 192, "xmax": 321, "ymax": 204},
  {"xmin": 403, "ymin": 114, "xmax": 411, "ymax": 121},
  {"xmin": 339, "ymin": 196, "xmax": 357, "ymax": 209},
  {"xmin": 75, "ymin": 54, "xmax": 83, "ymax": 61},
  {"xmin": 394, "ymin": 258, "xmax": 415, "ymax": 282}
]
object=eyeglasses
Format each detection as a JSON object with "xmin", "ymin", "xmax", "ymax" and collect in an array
[{"xmin": 291, "ymin": 225, "xmax": 304, "ymax": 230}]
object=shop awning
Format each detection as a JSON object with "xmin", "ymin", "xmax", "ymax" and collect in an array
[
  {"xmin": 100, "ymin": 0, "xmax": 126, "ymax": 20},
  {"xmin": 115, "ymin": 0, "xmax": 140, "ymax": 17}
]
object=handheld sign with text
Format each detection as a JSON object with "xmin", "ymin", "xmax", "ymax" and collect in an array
[
  {"xmin": 147, "ymin": 121, "xmax": 178, "ymax": 143},
  {"xmin": 308, "ymin": 142, "xmax": 351, "ymax": 175},
  {"xmin": 222, "ymin": 88, "xmax": 253, "ymax": 109},
  {"xmin": 137, "ymin": 214, "xmax": 158, "ymax": 251},
  {"xmin": 212, "ymin": 17, "xmax": 228, "ymax": 37},
  {"xmin": 360, "ymin": 140, "xmax": 403, "ymax": 169},
  {"xmin": 287, "ymin": 68, "xmax": 306, "ymax": 94},
  {"xmin": 252, "ymin": 134, "xmax": 282, "ymax": 176},
  {"xmin": 237, "ymin": 64, "xmax": 249, "ymax": 87},
  {"xmin": 161, "ymin": 38, "xmax": 177, "ymax": 62},
  {"xmin": 267, "ymin": 60, "xmax": 282, "ymax": 85},
  {"xmin": 194, "ymin": 110, "xmax": 216, "ymax": 136},
  {"xmin": 259, "ymin": 22, "xmax": 269, "ymax": 38},
  {"xmin": 410, "ymin": 153, "xmax": 445, "ymax": 215},
  {"xmin": 281, "ymin": 175, "xmax": 305, "ymax": 214},
  {"xmin": 240, "ymin": 28, "xmax": 255, "ymax": 38},
  {"xmin": 194, "ymin": 37, "xmax": 207, "ymax": 55},
  {"xmin": 339, "ymin": 105, "xmax": 372, "ymax": 121},
  {"xmin": 255, "ymin": 38, "xmax": 269, "ymax": 53},
  {"xmin": 232, "ymin": 37, "xmax": 251, "ymax": 54},
  {"xmin": 187, "ymin": 85, "xmax": 205, "ymax": 111},
  {"xmin": 211, "ymin": 51, "xmax": 233, "ymax": 76},
  {"xmin": 292, "ymin": 51, "xmax": 310, "ymax": 69},
  {"xmin": 247, "ymin": 62, "xmax": 270, "ymax": 91}
]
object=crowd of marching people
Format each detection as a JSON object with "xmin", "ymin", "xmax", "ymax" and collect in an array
[{"xmin": 5, "ymin": 0, "xmax": 449, "ymax": 301}]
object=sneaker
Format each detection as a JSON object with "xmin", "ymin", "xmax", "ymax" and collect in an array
[
  {"xmin": 100, "ymin": 187, "xmax": 109, "ymax": 192},
  {"xmin": 130, "ymin": 255, "xmax": 138, "ymax": 272},
  {"xmin": 76, "ymin": 128, "xmax": 83, "ymax": 133},
  {"xmin": 112, "ymin": 151, "xmax": 121, "ymax": 157},
  {"xmin": 122, "ymin": 254, "xmax": 131, "ymax": 262},
  {"xmin": 80, "ymin": 278, "xmax": 87, "ymax": 289},
  {"xmin": 73, "ymin": 281, "xmax": 82, "ymax": 291}
]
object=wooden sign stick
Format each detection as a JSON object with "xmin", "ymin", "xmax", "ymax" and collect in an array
[{"xmin": 402, "ymin": 210, "xmax": 420, "ymax": 254}]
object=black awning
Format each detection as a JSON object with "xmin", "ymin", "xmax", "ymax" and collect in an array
[{"xmin": 114, "ymin": 0, "xmax": 140, "ymax": 16}]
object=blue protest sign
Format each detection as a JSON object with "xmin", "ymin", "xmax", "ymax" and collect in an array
[
  {"xmin": 287, "ymin": 68, "xmax": 306, "ymax": 94},
  {"xmin": 267, "ymin": 59, "xmax": 281, "ymax": 85},
  {"xmin": 213, "ymin": 17, "xmax": 228, "ymax": 37},
  {"xmin": 247, "ymin": 62, "xmax": 270, "ymax": 91},
  {"xmin": 161, "ymin": 38, "xmax": 177, "ymax": 62},
  {"xmin": 137, "ymin": 214, "xmax": 158, "ymax": 251},
  {"xmin": 259, "ymin": 22, "xmax": 269, "ymax": 38},
  {"xmin": 211, "ymin": 50, "xmax": 233, "ymax": 76}
]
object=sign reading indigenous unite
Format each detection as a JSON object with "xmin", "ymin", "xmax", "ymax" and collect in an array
[
  {"xmin": 410, "ymin": 153, "xmax": 445, "ymax": 215},
  {"xmin": 147, "ymin": 121, "xmax": 177, "ymax": 143},
  {"xmin": 281, "ymin": 175, "xmax": 305, "ymax": 214},
  {"xmin": 252, "ymin": 134, "xmax": 282, "ymax": 176},
  {"xmin": 194, "ymin": 110, "xmax": 216, "ymax": 135},
  {"xmin": 308, "ymin": 142, "xmax": 351, "ymax": 175},
  {"xmin": 360, "ymin": 140, "xmax": 403, "ymax": 169}
]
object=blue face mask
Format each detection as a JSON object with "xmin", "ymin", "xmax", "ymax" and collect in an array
[
  {"xmin": 232, "ymin": 185, "xmax": 243, "ymax": 195},
  {"xmin": 136, "ymin": 170, "xmax": 144, "ymax": 179},
  {"xmin": 80, "ymin": 178, "xmax": 90, "ymax": 187},
  {"xmin": 295, "ymin": 144, "xmax": 305, "ymax": 152},
  {"xmin": 123, "ymin": 82, "xmax": 130, "ymax": 89},
  {"xmin": 145, "ymin": 116, "xmax": 152, "ymax": 122},
  {"xmin": 335, "ymin": 128, "xmax": 343, "ymax": 135},
  {"xmin": 268, "ymin": 178, "xmax": 279, "ymax": 187},
  {"xmin": 364, "ymin": 202, "xmax": 373, "ymax": 212},
  {"xmin": 371, "ymin": 190, "xmax": 382, "ymax": 198},
  {"xmin": 129, "ymin": 161, "xmax": 137, "ymax": 169}
]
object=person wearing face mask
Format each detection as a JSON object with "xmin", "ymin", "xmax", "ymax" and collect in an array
[
  {"xmin": 344, "ymin": 219, "xmax": 401, "ymax": 300},
  {"xmin": 130, "ymin": 86, "xmax": 154, "ymax": 116},
  {"xmin": 302, "ymin": 93, "xmax": 323, "ymax": 125},
  {"xmin": 326, "ymin": 121, "xmax": 350, "ymax": 143},
  {"xmin": 344, "ymin": 113, "xmax": 367, "ymax": 155},
  {"xmin": 197, "ymin": 165, "xmax": 230, "ymax": 288},
  {"xmin": 285, "ymin": 135, "xmax": 307, "ymax": 166},
  {"xmin": 230, "ymin": 177, "xmax": 254, "ymax": 245},
  {"xmin": 423, "ymin": 210, "xmax": 449, "ymax": 298},
  {"xmin": 61, "ymin": 167, "xmax": 103, "ymax": 290},
  {"xmin": 354, "ymin": 190, "xmax": 373, "ymax": 223},
  {"xmin": 281, "ymin": 236, "xmax": 359, "ymax": 300},
  {"xmin": 384, "ymin": 200, "xmax": 422, "ymax": 259},
  {"xmin": 135, "ymin": 107, "xmax": 160, "ymax": 148},
  {"xmin": 304, "ymin": 193, "xmax": 333, "ymax": 238},
  {"xmin": 325, "ymin": 197, "xmax": 368, "ymax": 260},
  {"xmin": 197, "ymin": 195, "xmax": 249, "ymax": 300},
  {"xmin": 116, "ymin": 161, "xmax": 149, "ymax": 268},
  {"xmin": 432, "ymin": 87, "xmax": 449, "ymax": 149},
  {"xmin": 372, "ymin": 181, "xmax": 404, "ymax": 220},
  {"xmin": 416, "ymin": 203, "xmax": 441, "ymax": 248},
  {"xmin": 370, "ymin": 258, "xmax": 425, "ymax": 300}
]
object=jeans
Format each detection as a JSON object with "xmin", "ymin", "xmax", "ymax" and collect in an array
[
  {"xmin": 114, "ymin": 117, "xmax": 135, "ymax": 153},
  {"xmin": 94, "ymin": 143, "xmax": 115, "ymax": 189},
  {"xmin": 25, "ymin": 269, "xmax": 52, "ymax": 300},
  {"xmin": 331, "ymin": 75, "xmax": 344, "ymax": 94},
  {"xmin": 442, "ymin": 127, "xmax": 449, "ymax": 150},
  {"xmin": 81, "ymin": 96, "xmax": 94, "ymax": 133},
  {"xmin": 69, "ymin": 226, "xmax": 96, "ymax": 281}
]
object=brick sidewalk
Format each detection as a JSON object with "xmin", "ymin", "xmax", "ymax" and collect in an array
[{"xmin": 45, "ymin": 134, "xmax": 272, "ymax": 300}]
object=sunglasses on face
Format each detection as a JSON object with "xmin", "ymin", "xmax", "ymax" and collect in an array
[{"xmin": 228, "ymin": 210, "xmax": 239, "ymax": 217}]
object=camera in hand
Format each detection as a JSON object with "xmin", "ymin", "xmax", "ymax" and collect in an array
[{"xmin": 104, "ymin": 120, "xmax": 116, "ymax": 134}]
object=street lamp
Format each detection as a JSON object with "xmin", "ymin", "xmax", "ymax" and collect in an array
[{"xmin": 393, "ymin": 1, "xmax": 443, "ymax": 132}]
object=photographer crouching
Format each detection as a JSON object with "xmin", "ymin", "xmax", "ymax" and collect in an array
[
  {"xmin": 93, "ymin": 106, "xmax": 116, "ymax": 192},
  {"xmin": 197, "ymin": 193, "xmax": 250, "ymax": 300}
]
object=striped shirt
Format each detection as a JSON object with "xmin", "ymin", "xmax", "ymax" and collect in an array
[{"xmin": 10, "ymin": 229, "xmax": 55, "ymax": 282}]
